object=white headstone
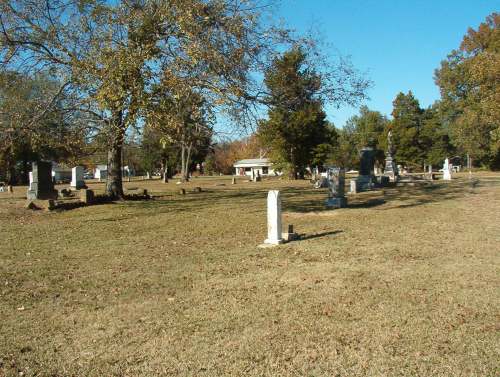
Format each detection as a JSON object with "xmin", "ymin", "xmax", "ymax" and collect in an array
[
  {"xmin": 29, "ymin": 172, "xmax": 33, "ymax": 190},
  {"xmin": 443, "ymin": 158, "xmax": 452, "ymax": 181},
  {"xmin": 350, "ymin": 179, "xmax": 357, "ymax": 194},
  {"xmin": 71, "ymin": 166, "xmax": 85, "ymax": 188},
  {"xmin": 264, "ymin": 190, "xmax": 283, "ymax": 245}
]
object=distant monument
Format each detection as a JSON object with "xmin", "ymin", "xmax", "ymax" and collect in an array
[
  {"xmin": 443, "ymin": 158, "xmax": 452, "ymax": 181},
  {"xmin": 352, "ymin": 147, "xmax": 376, "ymax": 192},
  {"xmin": 325, "ymin": 167, "xmax": 347, "ymax": 208},
  {"xmin": 27, "ymin": 161, "xmax": 58, "ymax": 200},
  {"xmin": 383, "ymin": 130, "xmax": 398, "ymax": 182}
]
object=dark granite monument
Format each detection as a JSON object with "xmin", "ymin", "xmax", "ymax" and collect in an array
[
  {"xmin": 27, "ymin": 161, "xmax": 58, "ymax": 200},
  {"xmin": 352, "ymin": 147, "xmax": 376, "ymax": 192}
]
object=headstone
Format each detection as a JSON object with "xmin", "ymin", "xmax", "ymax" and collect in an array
[
  {"xmin": 79, "ymin": 189, "xmax": 94, "ymax": 204},
  {"xmin": 443, "ymin": 158, "xmax": 452, "ymax": 181},
  {"xmin": 231, "ymin": 177, "xmax": 236, "ymax": 184},
  {"xmin": 146, "ymin": 171, "xmax": 151, "ymax": 180},
  {"xmin": 179, "ymin": 188, "xmax": 186, "ymax": 195},
  {"xmin": 28, "ymin": 172, "xmax": 33, "ymax": 190},
  {"xmin": 350, "ymin": 179, "xmax": 357, "ymax": 194},
  {"xmin": 325, "ymin": 167, "xmax": 347, "ymax": 208},
  {"xmin": 46, "ymin": 199, "xmax": 56, "ymax": 211},
  {"xmin": 163, "ymin": 168, "xmax": 168, "ymax": 183},
  {"xmin": 70, "ymin": 166, "xmax": 85, "ymax": 189},
  {"xmin": 27, "ymin": 161, "xmax": 58, "ymax": 200},
  {"xmin": 264, "ymin": 190, "xmax": 283, "ymax": 245},
  {"xmin": 356, "ymin": 147, "xmax": 376, "ymax": 191},
  {"xmin": 7, "ymin": 185, "xmax": 13, "ymax": 194},
  {"xmin": 376, "ymin": 175, "xmax": 390, "ymax": 186},
  {"xmin": 314, "ymin": 177, "xmax": 329, "ymax": 188}
]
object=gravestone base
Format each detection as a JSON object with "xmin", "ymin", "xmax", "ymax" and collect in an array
[
  {"xmin": 263, "ymin": 238, "xmax": 284, "ymax": 245},
  {"xmin": 383, "ymin": 156, "xmax": 398, "ymax": 182},
  {"xmin": 325, "ymin": 197, "xmax": 347, "ymax": 209},
  {"xmin": 354, "ymin": 175, "xmax": 375, "ymax": 192},
  {"xmin": 71, "ymin": 180, "xmax": 86, "ymax": 190},
  {"xmin": 27, "ymin": 188, "xmax": 58, "ymax": 200},
  {"xmin": 282, "ymin": 232, "xmax": 299, "ymax": 242},
  {"xmin": 79, "ymin": 189, "xmax": 94, "ymax": 204},
  {"xmin": 376, "ymin": 175, "xmax": 390, "ymax": 187}
]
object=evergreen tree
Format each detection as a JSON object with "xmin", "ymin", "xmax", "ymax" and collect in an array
[
  {"xmin": 257, "ymin": 48, "xmax": 334, "ymax": 179},
  {"xmin": 391, "ymin": 91, "xmax": 425, "ymax": 168},
  {"xmin": 420, "ymin": 104, "xmax": 454, "ymax": 167}
]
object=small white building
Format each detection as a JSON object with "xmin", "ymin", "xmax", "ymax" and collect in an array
[
  {"xmin": 94, "ymin": 165, "xmax": 108, "ymax": 180},
  {"xmin": 233, "ymin": 158, "xmax": 277, "ymax": 177}
]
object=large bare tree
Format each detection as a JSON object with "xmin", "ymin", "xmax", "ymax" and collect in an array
[{"xmin": 1, "ymin": 0, "xmax": 292, "ymax": 198}]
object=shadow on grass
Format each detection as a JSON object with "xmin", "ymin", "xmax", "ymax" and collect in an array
[
  {"xmin": 299, "ymin": 230, "xmax": 343, "ymax": 240},
  {"xmin": 53, "ymin": 175, "xmax": 500, "ymax": 217},
  {"xmin": 348, "ymin": 199, "xmax": 386, "ymax": 209}
]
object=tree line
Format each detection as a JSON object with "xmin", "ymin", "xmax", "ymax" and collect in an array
[
  {"xmin": 0, "ymin": 5, "xmax": 497, "ymax": 189},
  {"xmin": 0, "ymin": 0, "xmax": 368, "ymax": 193},
  {"xmin": 217, "ymin": 12, "xmax": 499, "ymax": 177}
]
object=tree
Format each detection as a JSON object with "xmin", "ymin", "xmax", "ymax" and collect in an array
[
  {"xmin": 1, "ymin": 0, "xmax": 295, "ymax": 198},
  {"xmin": 435, "ymin": 13, "xmax": 500, "ymax": 169},
  {"xmin": 420, "ymin": 104, "xmax": 454, "ymax": 167},
  {"xmin": 328, "ymin": 123, "xmax": 358, "ymax": 169},
  {"xmin": 0, "ymin": 71, "xmax": 87, "ymax": 184},
  {"xmin": 258, "ymin": 47, "xmax": 369, "ymax": 179},
  {"xmin": 147, "ymin": 89, "xmax": 213, "ymax": 182},
  {"xmin": 341, "ymin": 105, "xmax": 388, "ymax": 168},
  {"xmin": 211, "ymin": 135, "xmax": 263, "ymax": 175},
  {"xmin": 391, "ymin": 91, "xmax": 425, "ymax": 168}
]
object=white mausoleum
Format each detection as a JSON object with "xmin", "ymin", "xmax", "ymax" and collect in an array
[{"xmin": 233, "ymin": 158, "xmax": 277, "ymax": 177}]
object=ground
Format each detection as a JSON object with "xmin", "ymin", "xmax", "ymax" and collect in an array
[{"xmin": 0, "ymin": 173, "xmax": 499, "ymax": 376}]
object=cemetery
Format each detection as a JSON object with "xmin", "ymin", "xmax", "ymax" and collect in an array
[
  {"xmin": 1, "ymin": 169, "xmax": 499, "ymax": 375},
  {"xmin": 0, "ymin": 1, "xmax": 498, "ymax": 376}
]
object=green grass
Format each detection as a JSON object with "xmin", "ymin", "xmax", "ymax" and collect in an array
[{"xmin": 1, "ymin": 173, "xmax": 499, "ymax": 376}]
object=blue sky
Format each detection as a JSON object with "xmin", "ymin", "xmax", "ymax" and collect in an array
[{"xmin": 276, "ymin": 0, "xmax": 498, "ymax": 127}]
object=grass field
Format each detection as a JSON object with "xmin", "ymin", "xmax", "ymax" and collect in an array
[{"xmin": 1, "ymin": 173, "xmax": 499, "ymax": 376}]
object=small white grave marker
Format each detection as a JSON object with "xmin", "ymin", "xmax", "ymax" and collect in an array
[
  {"xmin": 264, "ymin": 190, "xmax": 284, "ymax": 245},
  {"xmin": 443, "ymin": 158, "xmax": 452, "ymax": 181}
]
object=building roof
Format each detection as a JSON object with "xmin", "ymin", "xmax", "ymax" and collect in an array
[{"xmin": 233, "ymin": 158, "xmax": 272, "ymax": 167}]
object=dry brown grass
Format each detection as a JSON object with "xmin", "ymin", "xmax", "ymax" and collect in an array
[{"xmin": 1, "ymin": 173, "xmax": 499, "ymax": 376}]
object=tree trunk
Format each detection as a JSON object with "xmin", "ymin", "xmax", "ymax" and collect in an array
[
  {"xmin": 181, "ymin": 144, "xmax": 192, "ymax": 182},
  {"xmin": 106, "ymin": 116, "xmax": 125, "ymax": 199}
]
